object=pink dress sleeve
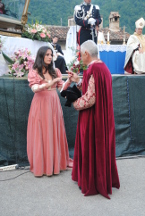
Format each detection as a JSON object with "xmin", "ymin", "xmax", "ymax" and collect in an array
[
  {"xmin": 56, "ymin": 68, "xmax": 64, "ymax": 88},
  {"xmin": 56, "ymin": 68, "xmax": 70, "ymax": 90},
  {"xmin": 73, "ymin": 75, "xmax": 96, "ymax": 111},
  {"xmin": 28, "ymin": 69, "xmax": 42, "ymax": 88}
]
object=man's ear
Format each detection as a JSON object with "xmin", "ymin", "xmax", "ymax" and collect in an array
[{"xmin": 85, "ymin": 51, "xmax": 89, "ymax": 58}]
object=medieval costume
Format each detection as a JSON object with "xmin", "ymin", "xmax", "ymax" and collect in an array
[
  {"xmin": 124, "ymin": 17, "xmax": 145, "ymax": 74},
  {"xmin": 72, "ymin": 60, "xmax": 120, "ymax": 199},
  {"xmin": 27, "ymin": 69, "xmax": 72, "ymax": 176},
  {"xmin": 74, "ymin": 1, "xmax": 102, "ymax": 45}
]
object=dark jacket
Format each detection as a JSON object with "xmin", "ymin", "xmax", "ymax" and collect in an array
[{"xmin": 51, "ymin": 43, "xmax": 64, "ymax": 55}]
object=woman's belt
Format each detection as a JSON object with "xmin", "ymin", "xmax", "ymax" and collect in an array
[{"xmin": 47, "ymin": 88, "xmax": 56, "ymax": 91}]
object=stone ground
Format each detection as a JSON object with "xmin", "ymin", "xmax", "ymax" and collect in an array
[{"xmin": 0, "ymin": 157, "xmax": 145, "ymax": 216}]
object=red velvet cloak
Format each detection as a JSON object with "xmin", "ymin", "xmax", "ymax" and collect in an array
[{"xmin": 72, "ymin": 62, "xmax": 120, "ymax": 199}]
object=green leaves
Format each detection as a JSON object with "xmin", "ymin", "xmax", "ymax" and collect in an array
[
  {"xmin": 27, "ymin": 0, "xmax": 145, "ymax": 34},
  {"xmin": 2, "ymin": 52, "xmax": 14, "ymax": 64}
]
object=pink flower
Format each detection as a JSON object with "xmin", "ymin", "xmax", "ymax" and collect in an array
[
  {"xmin": 12, "ymin": 63, "xmax": 19, "ymax": 70},
  {"xmin": 19, "ymin": 64, "xmax": 24, "ymax": 70},
  {"xmin": 9, "ymin": 48, "xmax": 35, "ymax": 77},
  {"xmin": 14, "ymin": 51, "xmax": 20, "ymax": 56},
  {"xmin": 40, "ymin": 33, "xmax": 46, "ymax": 38},
  {"xmin": 27, "ymin": 56, "xmax": 33, "ymax": 61},
  {"xmin": 31, "ymin": 29, "xmax": 37, "ymax": 34},
  {"xmin": 14, "ymin": 71, "xmax": 24, "ymax": 77},
  {"xmin": 47, "ymin": 33, "xmax": 51, "ymax": 38}
]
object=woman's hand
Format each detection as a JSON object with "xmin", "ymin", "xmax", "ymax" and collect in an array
[
  {"xmin": 53, "ymin": 77, "xmax": 62, "ymax": 83},
  {"xmin": 67, "ymin": 71, "xmax": 80, "ymax": 83},
  {"xmin": 45, "ymin": 77, "xmax": 62, "ymax": 88}
]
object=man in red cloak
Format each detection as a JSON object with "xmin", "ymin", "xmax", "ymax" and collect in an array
[{"xmin": 68, "ymin": 40, "xmax": 120, "ymax": 199}]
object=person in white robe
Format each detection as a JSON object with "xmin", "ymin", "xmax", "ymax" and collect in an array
[{"xmin": 124, "ymin": 17, "xmax": 145, "ymax": 74}]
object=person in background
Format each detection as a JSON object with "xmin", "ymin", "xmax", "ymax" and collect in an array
[
  {"xmin": 124, "ymin": 17, "xmax": 145, "ymax": 74},
  {"xmin": 67, "ymin": 40, "xmax": 120, "ymax": 199},
  {"xmin": 51, "ymin": 35, "xmax": 67, "ymax": 74},
  {"xmin": 27, "ymin": 46, "xmax": 72, "ymax": 177},
  {"xmin": 52, "ymin": 35, "xmax": 64, "ymax": 56},
  {"xmin": 74, "ymin": 0, "xmax": 102, "ymax": 45},
  {"xmin": 0, "ymin": 0, "xmax": 5, "ymax": 14}
]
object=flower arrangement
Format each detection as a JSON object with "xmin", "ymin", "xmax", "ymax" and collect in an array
[
  {"xmin": 67, "ymin": 46, "xmax": 87, "ymax": 74},
  {"xmin": 7, "ymin": 48, "xmax": 35, "ymax": 77},
  {"xmin": 22, "ymin": 21, "xmax": 51, "ymax": 42}
]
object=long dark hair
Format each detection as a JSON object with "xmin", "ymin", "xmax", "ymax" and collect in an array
[{"xmin": 33, "ymin": 46, "xmax": 57, "ymax": 79}]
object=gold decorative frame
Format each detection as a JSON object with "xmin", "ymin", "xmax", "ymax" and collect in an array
[{"xmin": 21, "ymin": 0, "xmax": 31, "ymax": 25}]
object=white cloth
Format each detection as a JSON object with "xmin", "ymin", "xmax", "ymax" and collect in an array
[
  {"xmin": 98, "ymin": 44, "xmax": 126, "ymax": 52},
  {"xmin": 124, "ymin": 34, "xmax": 145, "ymax": 74},
  {"xmin": 97, "ymin": 31, "xmax": 106, "ymax": 44},
  {"xmin": 65, "ymin": 26, "xmax": 77, "ymax": 64},
  {"xmin": 0, "ymin": 35, "xmax": 56, "ymax": 76}
]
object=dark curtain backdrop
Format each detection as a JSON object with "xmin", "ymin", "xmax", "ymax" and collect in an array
[{"xmin": 0, "ymin": 75, "xmax": 145, "ymax": 166}]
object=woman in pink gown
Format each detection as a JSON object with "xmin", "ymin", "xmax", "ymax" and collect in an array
[{"xmin": 27, "ymin": 46, "xmax": 72, "ymax": 177}]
